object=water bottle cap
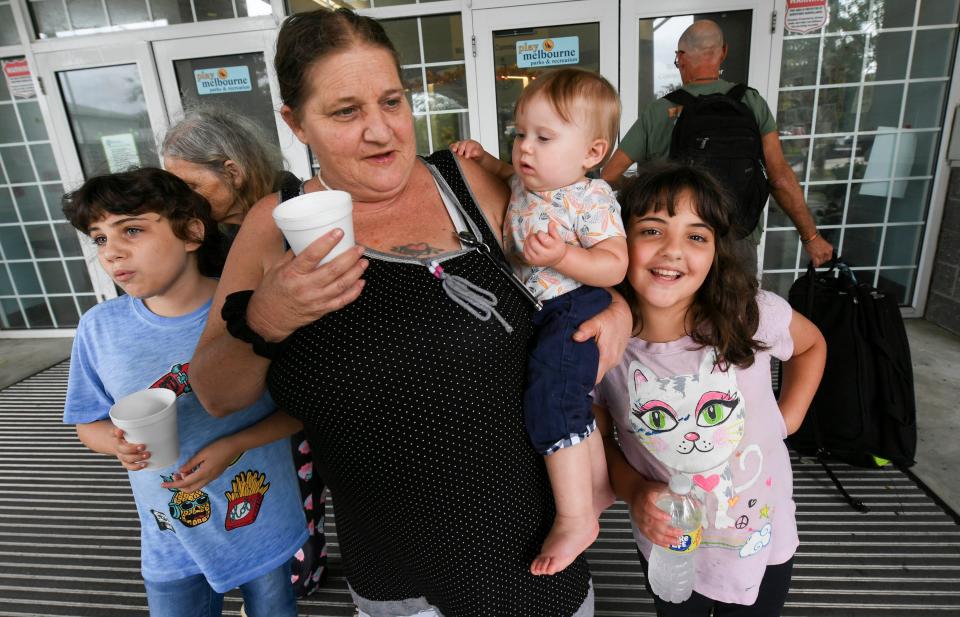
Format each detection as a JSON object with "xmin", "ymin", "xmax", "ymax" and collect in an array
[{"xmin": 668, "ymin": 474, "xmax": 693, "ymax": 495}]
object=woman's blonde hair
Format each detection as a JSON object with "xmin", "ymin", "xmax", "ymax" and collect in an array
[
  {"xmin": 162, "ymin": 106, "xmax": 284, "ymax": 219},
  {"xmin": 515, "ymin": 68, "xmax": 621, "ymax": 168}
]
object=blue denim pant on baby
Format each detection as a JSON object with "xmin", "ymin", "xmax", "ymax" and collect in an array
[
  {"xmin": 525, "ymin": 285, "xmax": 611, "ymax": 454},
  {"xmin": 144, "ymin": 561, "xmax": 296, "ymax": 617}
]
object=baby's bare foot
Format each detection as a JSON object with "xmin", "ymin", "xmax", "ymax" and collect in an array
[{"xmin": 530, "ymin": 514, "xmax": 599, "ymax": 576}]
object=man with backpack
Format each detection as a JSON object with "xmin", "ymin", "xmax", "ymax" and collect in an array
[{"xmin": 602, "ymin": 19, "xmax": 834, "ymax": 272}]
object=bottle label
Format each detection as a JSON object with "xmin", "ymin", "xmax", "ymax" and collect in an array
[{"xmin": 668, "ymin": 526, "xmax": 702, "ymax": 553}]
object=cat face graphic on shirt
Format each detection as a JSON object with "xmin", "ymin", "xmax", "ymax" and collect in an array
[
  {"xmin": 628, "ymin": 349, "xmax": 745, "ymax": 474},
  {"xmin": 627, "ymin": 348, "xmax": 765, "ymax": 530}
]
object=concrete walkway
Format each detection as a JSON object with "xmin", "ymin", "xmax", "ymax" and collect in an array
[
  {"xmin": 0, "ymin": 337, "xmax": 72, "ymax": 390},
  {"xmin": 905, "ymin": 319, "xmax": 960, "ymax": 515}
]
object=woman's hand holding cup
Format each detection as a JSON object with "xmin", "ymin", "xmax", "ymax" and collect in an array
[{"xmin": 246, "ymin": 230, "xmax": 368, "ymax": 342}]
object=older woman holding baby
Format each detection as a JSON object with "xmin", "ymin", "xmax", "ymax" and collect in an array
[{"xmin": 190, "ymin": 8, "xmax": 630, "ymax": 616}]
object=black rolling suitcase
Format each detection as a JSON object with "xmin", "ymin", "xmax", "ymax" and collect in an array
[{"xmin": 787, "ymin": 257, "xmax": 917, "ymax": 510}]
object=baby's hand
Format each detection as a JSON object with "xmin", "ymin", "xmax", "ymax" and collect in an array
[
  {"xmin": 449, "ymin": 139, "xmax": 485, "ymax": 161},
  {"xmin": 523, "ymin": 221, "xmax": 568, "ymax": 268},
  {"xmin": 160, "ymin": 437, "xmax": 240, "ymax": 493},
  {"xmin": 111, "ymin": 427, "xmax": 150, "ymax": 471}
]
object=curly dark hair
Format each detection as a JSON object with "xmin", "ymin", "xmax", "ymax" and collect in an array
[
  {"xmin": 616, "ymin": 161, "xmax": 767, "ymax": 369},
  {"xmin": 62, "ymin": 167, "xmax": 227, "ymax": 278},
  {"xmin": 275, "ymin": 8, "xmax": 401, "ymax": 116}
]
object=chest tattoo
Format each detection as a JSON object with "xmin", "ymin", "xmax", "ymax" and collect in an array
[{"xmin": 389, "ymin": 242, "xmax": 447, "ymax": 257}]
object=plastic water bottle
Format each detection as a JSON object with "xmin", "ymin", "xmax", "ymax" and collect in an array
[{"xmin": 646, "ymin": 474, "xmax": 704, "ymax": 603}]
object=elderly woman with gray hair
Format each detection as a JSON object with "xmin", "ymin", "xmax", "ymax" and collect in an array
[
  {"xmin": 162, "ymin": 107, "xmax": 327, "ymax": 598},
  {"xmin": 163, "ymin": 107, "xmax": 298, "ymax": 227}
]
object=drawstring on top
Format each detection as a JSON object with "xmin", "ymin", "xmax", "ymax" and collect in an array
[{"xmin": 428, "ymin": 261, "xmax": 513, "ymax": 333}]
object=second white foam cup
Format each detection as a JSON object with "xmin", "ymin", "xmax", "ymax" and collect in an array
[
  {"xmin": 109, "ymin": 388, "xmax": 179, "ymax": 470},
  {"xmin": 272, "ymin": 190, "xmax": 354, "ymax": 263}
]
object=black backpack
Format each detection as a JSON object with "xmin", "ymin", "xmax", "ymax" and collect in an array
[
  {"xmin": 664, "ymin": 84, "xmax": 769, "ymax": 238},
  {"xmin": 787, "ymin": 257, "xmax": 917, "ymax": 470}
]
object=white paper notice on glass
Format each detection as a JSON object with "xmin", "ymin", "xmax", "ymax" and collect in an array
[
  {"xmin": 859, "ymin": 127, "xmax": 915, "ymax": 199},
  {"xmin": 101, "ymin": 133, "xmax": 141, "ymax": 173}
]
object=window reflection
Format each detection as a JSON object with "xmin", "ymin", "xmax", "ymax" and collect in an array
[
  {"xmin": 806, "ymin": 184, "xmax": 847, "ymax": 226},
  {"xmin": 57, "ymin": 64, "xmax": 159, "ymax": 177},
  {"xmin": 68, "ymin": 0, "xmax": 109, "ymax": 30},
  {"xmin": 106, "ymin": 0, "xmax": 150, "ymax": 26},
  {"xmin": 918, "ymin": 0, "xmax": 960, "ymax": 25},
  {"xmin": 888, "ymin": 180, "xmax": 930, "ymax": 223},
  {"xmin": 780, "ymin": 38, "xmax": 819, "ymax": 86},
  {"xmin": 877, "ymin": 269, "xmax": 914, "ymax": 304},
  {"xmin": 0, "ymin": 3, "xmax": 19, "ymax": 45},
  {"xmin": 858, "ymin": 84, "xmax": 902, "ymax": 132},
  {"xmin": 771, "ymin": 0, "xmax": 957, "ymax": 305},
  {"xmin": 826, "ymin": 0, "xmax": 875, "ymax": 32},
  {"xmin": 814, "ymin": 87, "xmax": 858, "ymax": 134},
  {"xmin": 820, "ymin": 34, "xmax": 864, "ymax": 85},
  {"xmin": 383, "ymin": 13, "xmax": 469, "ymax": 157},
  {"xmin": 28, "ymin": 0, "xmax": 271, "ymax": 38},
  {"xmin": 911, "ymin": 29, "xmax": 957, "ymax": 79},
  {"xmin": 777, "ymin": 91, "xmax": 814, "ymax": 136},
  {"xmin": 864, "ymin": 31, "xmax": 910, "ymax": 82}
]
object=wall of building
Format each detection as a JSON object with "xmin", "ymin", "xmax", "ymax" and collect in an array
[{"xmin": 925, "ymin": 168, "xmax": 960, "ymax": 335}]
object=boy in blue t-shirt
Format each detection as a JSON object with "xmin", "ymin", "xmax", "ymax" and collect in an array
[{"xmin": 62, "ymin": 168, "xmax": 306, "ymax": 617}]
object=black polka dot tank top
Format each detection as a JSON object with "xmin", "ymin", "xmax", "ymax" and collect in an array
[{"xmin": 267, "ymin": 150, "xmax": 590, "ymax": 616}]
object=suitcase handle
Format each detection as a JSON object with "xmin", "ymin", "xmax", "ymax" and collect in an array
[
  {"xmin": 801, "ymin": 253, "xmax": 856, "ymax": 318},
  {"xmin": 804, "ymin": 252, "xmax": 857, "ymax": 283}
]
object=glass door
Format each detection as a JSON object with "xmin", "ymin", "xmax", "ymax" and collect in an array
[
  {"xmin": 34, "ymin": 42, "xmax": 168, "ymax": 303},
  {"xmin": 472, "ymin": 0, "xmax": 619, "ymax": 161},
  {"xmin": 619, "ymin": 0, "xmax": 776, "ymax": 141},
  {"xmin": 152, "ymin": 31, "xmax": 312, "ymax": 181}
]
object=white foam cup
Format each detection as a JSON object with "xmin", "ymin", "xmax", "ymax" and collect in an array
[
  {"xmin": 272, "ymin": 190, "xmax": 354, "ymax": 263},
  {"xmin": 109, "ymin": 388, "xmax": 179, "ymax": 470}
]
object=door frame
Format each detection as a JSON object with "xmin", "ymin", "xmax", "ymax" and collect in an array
[
  {"xmin": 471, "ymin": 0, "xmax": 620, "ymax": 157},
  {"xmin": 152, "ymin": 29, "xmax": 312, "ymax": 182},
  {"xmin": 33, "ymin": 43, "xmax": 169, "ymax": 197}
]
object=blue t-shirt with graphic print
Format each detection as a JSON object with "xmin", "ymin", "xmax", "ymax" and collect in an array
[{"xmin": 64, "ymin": 294, "xmax": 307, "ymax": 592}]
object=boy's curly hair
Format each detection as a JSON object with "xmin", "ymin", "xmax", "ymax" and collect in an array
[
  {"xmin": 616, "ymin": 161, "xmax": 767, "ymax": 369},
  {"xmin": 62, "ymin": 167, "xmax": 227, "ymax": 278}
]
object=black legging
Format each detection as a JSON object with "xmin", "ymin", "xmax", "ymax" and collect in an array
[{"xmin": 638, "ymin": 550, "xmax": 793, "ymax": 617}]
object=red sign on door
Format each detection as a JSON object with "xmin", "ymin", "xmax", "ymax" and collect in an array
[
  {"xmin": 3, "ymin": 59, "xmax": 29, "ymax": 79},
  {"xmin": 2, "ymin": 59, "xmax": 34, "ymax": 99},
  {"xmin": 785, "ymin": 0, "xmax": 828, "ymax": 34}
]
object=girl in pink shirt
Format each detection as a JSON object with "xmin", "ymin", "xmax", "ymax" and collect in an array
[{"xmin": 593, "ymin": 161, "xmax": 826, "ymax": 615}]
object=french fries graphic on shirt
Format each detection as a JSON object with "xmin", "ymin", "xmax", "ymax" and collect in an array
[{"xmin": 224, "ymin": 470, "xmax": 270, "ymax": 530}]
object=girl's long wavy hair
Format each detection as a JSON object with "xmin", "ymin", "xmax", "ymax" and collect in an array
[{"xmin": 616, "ymin": 161, "xmax": 767, "ymax": 369}]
